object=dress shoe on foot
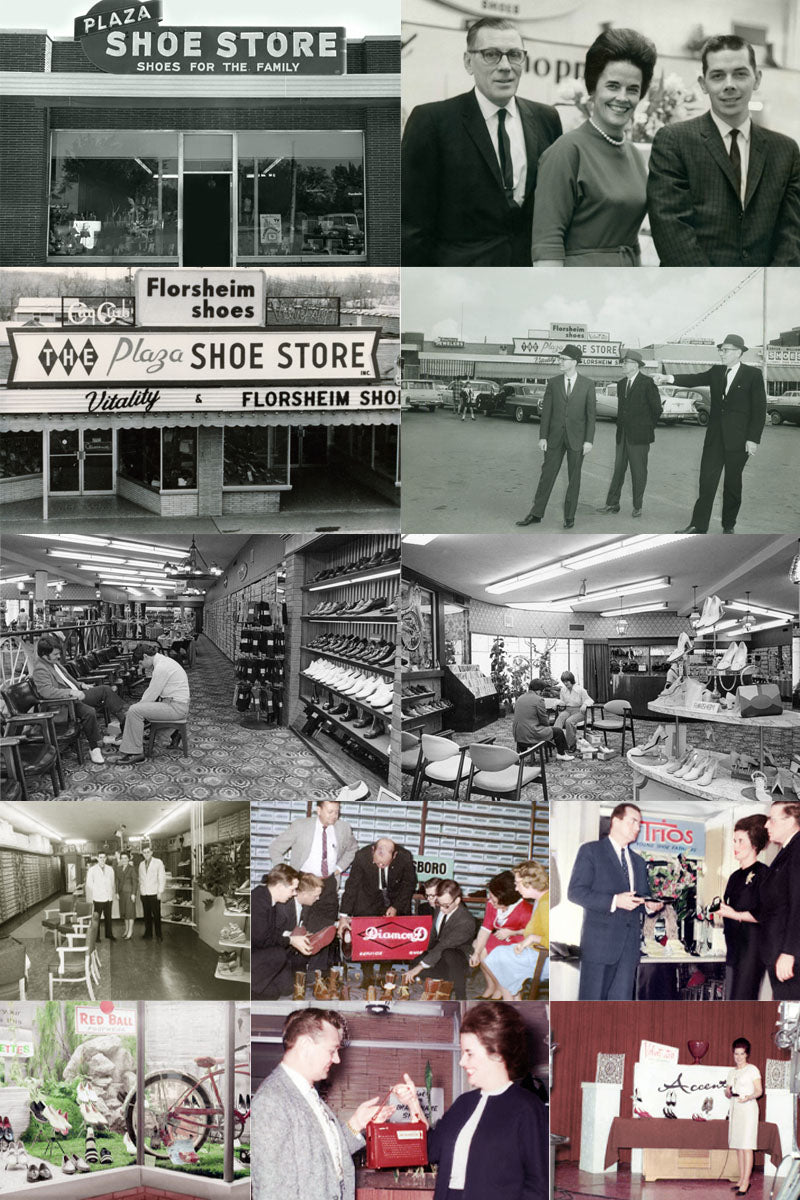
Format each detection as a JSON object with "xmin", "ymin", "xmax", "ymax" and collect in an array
[
  {"xmin": 564, "ymin": 518, "xmax": 574, "ymax": 528},
  {"xmin": 116, "ymin": 754, "xmax": 146, "ymax": 764},
  {"xmin": 89, "ymin": 747, "xmax": 105, "ymax": 764},
  {"xmin": 597, "ymin": 505, "xmax": 620, "ymax": 513},
  {"xmin": 723, "ymin": 527, "xmax": 735, "ymax": 534},
  {"xmin": 632, "ymin": 508, "xmax": 642, "ymax": 517},
  {"xmin": 676, "ymin": 525, "xmax": 704, "ymax": 533},
  {"xmin": 516, "ymin": 513, "xmax": 541, "ymax": 526}
]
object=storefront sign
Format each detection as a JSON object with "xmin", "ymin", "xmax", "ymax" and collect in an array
[
  {"xmin": 75, "ymin": 1005, "xmax": 137, "ymax": 1034},
  {"xmin": 513, "ymin": 338, "xmax": 622, "ymax": 359},
  {"xmin": 135, "ymin": 272, "xmax": 265, "ymax": 327},
  {"xmin": 75, "ymin": 3, "xmax": 347, "ymax": 75},
  {"xmin": 1, "ymin": 385, "xmax": 399, "ymax": 413},
  {"xmin": 8, "ymin": 328, "xmax": 381, "ymax": 387},
  {"xmin": 549, "ymin": 323, "xmax": 588, "ymax": 338},
  {"xmin": 63, "ymin": 297, "xmax": 135, "ymax": 327},
  {"xmin": 632, "ymin": 1062, "xmax": 729, "ymax": 1121},
  {"xmin": 412, "ymin": 855, "xmax": 455, "ymax": 880},
  {"xmin": 766, "ymin": 346, "xmax": 800, "ymax": 363},
  {"xmin": 638, "ymin": 817, "xmax": 705, "ymax": 857},
  {"xmin": 351, "ymin": 915, "xmax": 432, "ymax": 961},
  {"xmin": 393, "ymin": 1087, "xmax": 444, "ymax": 1125},
  {"xmin": 0, "ymin": 1031, "xmax": 34, "ymax": 1058},
  {"xmin": 266, "ymin": 297, "xmax": 341, "ymax": 327},
  {"xmin": 639, "ymin": 1040, "xmax": 680, "ymax": 1065}
]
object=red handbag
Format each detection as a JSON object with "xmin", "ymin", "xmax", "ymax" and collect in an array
[{"xmin": 364, "ymin": 1092, "xmax": 428, "ymax": 1169}]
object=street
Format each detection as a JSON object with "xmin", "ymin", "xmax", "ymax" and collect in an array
[{"xmin": 401, "ymin": 407, "xmax": 800, "ymax": 534}]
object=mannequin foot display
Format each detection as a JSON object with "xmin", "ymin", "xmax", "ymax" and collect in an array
[
  {"xmin": 630, "ymin": 726, "xmax": 667, "ymax": 757},
  {"xmin": 751, "ymin": 771, "xmax": 771, "ymax": 804}
]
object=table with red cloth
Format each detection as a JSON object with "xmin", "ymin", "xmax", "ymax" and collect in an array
[{"xmin": 604, "ymin": 1117, "xmax": 783, "ymax": 1169}]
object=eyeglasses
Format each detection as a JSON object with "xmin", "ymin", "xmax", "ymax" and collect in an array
[{"xmin": 467, "ymin": 47, "xmax": 526, "ymax": 67}]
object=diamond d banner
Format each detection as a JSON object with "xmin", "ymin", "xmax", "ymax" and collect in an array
[{"xmin": 7, "ymin": 328, "xmax": 381, "ymax": 388}]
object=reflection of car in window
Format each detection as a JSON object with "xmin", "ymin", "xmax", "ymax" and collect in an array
[{"xmin": 766, "ymin": 390, "xmax": 800, "ymax": 425}]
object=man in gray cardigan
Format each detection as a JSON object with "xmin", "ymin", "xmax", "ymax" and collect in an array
[
  {"xmin": 252, "ymin": 1009, "xmax": 391, "ymax": 1200},
  {"xmin": 269, "ymin": 798, "xmax": 359, "ymax": 931}
]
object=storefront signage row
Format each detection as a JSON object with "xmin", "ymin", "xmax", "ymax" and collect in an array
[
  {"xmin": 513, "ymin": 338, "xmax": 622, "ymax": 359},
  {"xmin": 7, "ymin": 329, "xmax": 380, "ymax": 388},
  {"xmin": 75, "ymin": 1006, "xmax": 137, "ymax": 1034},
  {"xmin": 766, "ymin": 345, "xmax": 800, "ymax": 363},
  {"xmin": 75, "ymin": 3, "xmax": 347, "ymax": 74},
  {"xmin": 2, "ymin": 387, "xmax": 399, "ymax": 414},
  {"xmin": 134, "ymin": 272, "xmax": 341, "ymax": 328}
]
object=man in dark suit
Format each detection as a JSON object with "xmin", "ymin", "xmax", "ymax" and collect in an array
[
  {"xmin": 517, "ymin": 344, "xmax": 596, "ymax": 529},
  {"xmin": 401, "ymin": 17, "xmax": 562, "ymax": 266},
  {"xmin": 655, "ymin": 333, "xmax": 766, "ymax": 533},
  {"xmin": 647, "ymin": 35, "xmax": 800, "ymax": 266},
  {"xmin": 597, "ymin": 349, "xmax": 663, "ymax": 518},
  {"xmin": 31, "ymin": 637, "xmax": 126, "ymax": 765},
  {"xmin": 759, "ymin": 801, "xmax": 800, "ymax": 999},
  {"xmin": 339, "ymin": 838, "xmax": 417, "ymax": 922},
  {"xmin": 403, "ymin": 880, "xmax": 477, "ymax": 998},
  {"xmin": 567, "ymin": 803, "xmax": 663, "ymax": 1000}
]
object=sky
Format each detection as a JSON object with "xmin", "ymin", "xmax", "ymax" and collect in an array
[
  {"xmin": 402, "ymin": 268, "xmax": 797, "ymax": 347},
  {"xmin": 10, "ymin": 1, "xmax": 399, "ymax": 38}
]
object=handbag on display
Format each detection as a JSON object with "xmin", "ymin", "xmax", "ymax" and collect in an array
[
  {"xmin": 364, "ymin": 1092, "xmax": 428, "ymax": 1170},
  {"xmin": 737, "ymin": 684, "xmax": 783, "ymax": 719}
]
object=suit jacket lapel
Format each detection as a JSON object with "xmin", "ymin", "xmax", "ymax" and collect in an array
[
  {"xmin": 744, "ymin": 125, "xmax": 767, "ymax": 208},
  {"xmin": 602, "ymin": 837, "xmax": 627, "ymax": 888},
  {"xmin": 462, "ymin": 90, "xmax": 505, "ymax": 194},
  {"xmin": 519, "ymin": 99, "xmax": 541, "ymax": 200},
  {"xmin": 700, "ymin": 112, "xmax": 741, "ymax": 202}
]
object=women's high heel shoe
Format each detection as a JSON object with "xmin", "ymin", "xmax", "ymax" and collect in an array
[
  {"xmin": 684, "ymin": 755, "xmax": 711, "ymax": 782},
  {"xmin": 630, "ymin": 726, "xmax": 667, "ymax": 757},
  {"xmin": 673, "ymin": 751, "xmax": 701, "ymax": 779},
  {"xmin": 695, "ymin": 759, "xmax": 719, "ymax": 788},
  {"xmin": 751, "ymin": 771, "xmax": 771, "ymax": 804},
  {"xmin": 666, "ymin": 749, "xmax": 693, "ymax": 775}
]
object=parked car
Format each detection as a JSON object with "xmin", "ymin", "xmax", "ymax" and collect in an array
[
  {"xmin": 484, "ymin": 381, "xmax": 547, "ymax": 422},
  {"xmin": 446, "ymin": 377, "xmax": 501, "ymax": 412},
  {"xmin": 767, "ymin": 391, "xmax": 800, "ymax": 425},
  {"xmin": 401, "ymin": 379, "xmax": 446, "ymax": 411},
  {"xmin": 595, "ymin": 383, "xmax": 709, "ymax": 425}
]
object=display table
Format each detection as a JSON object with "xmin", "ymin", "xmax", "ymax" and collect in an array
[
  {"xmin": 356, "ymin": 1170, "xmax": 435, "ymax": 1198},
  {"xmin": 627, "ymin": 748, "xmax": 762, "ymax": 805},
  {"xmin": 647, "ymin": 699, "xmax": 800, "ymax": 770},
  {"xmin": 604, "ymin": 1117, "xmax": 783, "ymax": 1174}
]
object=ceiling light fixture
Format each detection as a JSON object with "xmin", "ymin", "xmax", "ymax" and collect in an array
[
  {"xmin": 600, "ymin": 601, "xmax": 670, "ymax": 617},
  {"xmin": 723, "ymin": 618, "xmax": 789, "ymax": 638},
  {"xmin": 568, "ymin": 577, "xmax": 671, "ymax": 607},
  {"xmin": 578, "ymin": 578, "xmax": 587, "ymax": 598},
  {"xmin": 401, "ymin": 535, "xmax": 438, "ymax": 546},
  {"xmin": 689, "ymin": 584, "xmax": 701, "ymax": 629},
  {"xmin": 726, "ymin": 600, "xmax": 794, "ymax": 622},
  {"xmin": 486, "ymin": 534, "xmax": 692, "ymax": 594},
  {"xmin": 146, "ymin": 802, "xmax": 193, "ymax": 836},
  {"xmin": 742, "ymin": 591, "xmax": 754, "ymax": 634},
  {"xmin": 615, "ymin": 599, "xmax": 629, "ymax": 636},
  {"xmin": 163, "ymin": 536, "xmax": 222, "ymax": 581}
]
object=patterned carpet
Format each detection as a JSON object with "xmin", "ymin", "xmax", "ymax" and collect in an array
[{"xmin": 22, "ymin": 635, "xmax": 338, "ymax": 802}]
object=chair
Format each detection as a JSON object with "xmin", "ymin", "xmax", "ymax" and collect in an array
[
  {"xmin": 463, "ymin": 741, "xmax": 549, "ymax": 806},
  {"xmin": 416, "ymin": 734, "xmax": 475, "ymax": 805},
  {"xmin": 521, "ymin": 949, "xmax": 549, "ymax": 1000},
  {"xmin": 41, "ymin": 895, "xmax": 78, "ymax": 945},
  {"xmin": 0, "ymin": 735, "xmax": 29, "ymax": 800},
  {"xmin": 0, "ymin": 937, "xmax": 28, "ymax": 999},
  {"xmin": 1, "ymin": 710, "xmax": 62, "ymax": 797},
  {"xmin": 145, "ymin": 719, "xmax": 189, "ymax": 758},
  {"xmin": 2, "ymin": 677, "xmax": 84, "ymax": 774},
  {"xmin": 49, "ymin": 945, "xmax": 96, "ymax": 1000},
  {"xmin": 586, "ymin": 699, "xmax": 636, "ymax": 755},
  {"xmin": 64, "ymin": 908, "xmax": 100, "ymax": 986},
  {"xmin": 401, "ymin": 730, "xmax": 423, "ymax": 799}
]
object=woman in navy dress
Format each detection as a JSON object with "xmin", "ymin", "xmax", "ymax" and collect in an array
[{"xmin": 718, "ymin": 813, "xmax": 769, "ymax": 999}]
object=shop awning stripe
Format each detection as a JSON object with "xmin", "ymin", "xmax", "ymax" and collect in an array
[
  {"xmin": 0, "ymin": 71, "xmax": 400, "ymax": 100},
  {"xmin": 0, "ymin": 411, "xmax": 398, "ymax": 432}
]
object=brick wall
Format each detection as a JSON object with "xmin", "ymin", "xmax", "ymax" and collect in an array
[
  {"xmin": 160, "ymin": 491, "xmax": 199, "ymax": 517},
  {"xmin": 197, "ymin": 427, "xmax": 223, "ymax": 516},
  {"xmin": 116, "ymin": 475, "xmax": 162, "ymax": 514},
  {"xmin": 221, "ymin": 491, "xmax": 281, "ymax": 514},
  {"xmin": 0, "ymin": 32, "xmax": 49, "ymax": 70},
  {"xmin": 0, "ymin": 99, "xmax": 50, "ymax": 265},
  {"xmin": 0, "ymin": 474, "xmax": 44, "ymax": 504}
]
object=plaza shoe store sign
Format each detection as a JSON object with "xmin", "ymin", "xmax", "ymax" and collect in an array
[{"xmin": 75, "ymin": 1, "xmax": 346, "ymax": 74}]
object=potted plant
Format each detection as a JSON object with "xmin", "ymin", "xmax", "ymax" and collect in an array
[
  {"xmin": 196, "ymin": 838, "xmax": 250, "ymax": 911},
  {"xmin": 490, "ymin": 637, "xmax": 511, "ymax": 710}
]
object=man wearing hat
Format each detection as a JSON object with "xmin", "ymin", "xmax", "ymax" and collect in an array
[
  {"xmin": 517, "ymin": 344, "xmax": 596, "ymax": 529},
  {"xmin": 598, "ymin": 350, "xmax": 663, "ymax": 518},
  {"xmin": 655, "ymin": 334, "xmax": 766, "ymax": 533}
]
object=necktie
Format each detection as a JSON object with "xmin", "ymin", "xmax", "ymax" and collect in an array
[
  {"xmin": 621, "ymin": 846, "xmax": 633, "ymax": 891},
  {"xmin": 321, "ymin": 827, "xmax": 329, "ymax": 878},
  {"xmin": 497, "ymin": 108, "xmax": 514, "ymax": 200},
  {"xmin": 729, "ymin": 128, "xmax": 742, "ymax": 201},
  {"xmin": 566, "ymin": 377, "xmax": 573, "ymax": 396}
]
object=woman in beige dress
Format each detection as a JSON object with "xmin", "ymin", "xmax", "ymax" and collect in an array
[{"xmin": 724, "ymin": 1037, "xmax": 762, "ymax": 1195}]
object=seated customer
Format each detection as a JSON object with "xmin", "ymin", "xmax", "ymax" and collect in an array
[
  {"xmin": 252, "ymin": 865, "xmax": 313, "ymax": 1000},
  {"xmin": 31, "ymin": 637, "xmax": 127, "ymax": 766},
  {"xmin": 111, "ymin": 643, "xmax": 190, "ymax": 764},
  {"xmin": 404, "ymin": 880, "xmax": 477, "ymax": 998},
  {"xmin": 513, "ymin": 678, "xmax": 573, "ymax": 760}
]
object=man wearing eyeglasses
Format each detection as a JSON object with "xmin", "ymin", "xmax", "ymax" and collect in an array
[
  {"xmin": 401, "ymin": 17, "xmax": 562, "ymax": 266},
  {"xmin": 654, "ymin": 333, "xmax": 766, "ymax": 534},
  {"xmin": 403, "ymin": 880, "xmax": 477, "ymax": 997}
]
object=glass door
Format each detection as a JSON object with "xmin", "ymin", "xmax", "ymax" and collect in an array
[
  {"xmin": 82, "ymin": 428, "xmax": 114, "ymax": 492},
  {"xmin": 49, "ymin": 429, "xmax": 114, "ymax": 494},
  {"xmin": 181, "ymin": 134, "xmax": 233, "ymax": 266},
  {"xmin": 49, "ymin": 430, "xmax": 80, "ymax": 492}
]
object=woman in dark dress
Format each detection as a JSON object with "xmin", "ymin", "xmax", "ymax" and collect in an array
[
  {"xmin": 718, "ymin": 813, "xmax": 769, "ymax": 999},
  {"xmin": 394, "ymin": 1003, "xmax": 547, "ymax": 1200},
  {"xmin": 116, "ymin": 851, "xmax": 138, "ymax": 940}
]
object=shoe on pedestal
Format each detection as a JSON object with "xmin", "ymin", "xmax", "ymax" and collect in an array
[
  {"xmin": 715, "ymin": 642, "xmax": 737, "ymax": 671},
  {"xmin": 730, "ymin": 642, "xmax": 748, "ymax": 671},
  {"xmin": 667, "ymin": 631, "xmax": 693, "ymax": 663},
  {"xmin": 696, "ymin": 594, "xmax": 724, "ymax": 630}
]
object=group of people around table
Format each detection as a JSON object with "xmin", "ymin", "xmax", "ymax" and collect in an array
[
  {"xmin": 567, "ymin": 799, "xmax": 800, "ymax": 1001},
  {"xmin": 252, "ymin": 1002, "xmax": 548, "ymax": 1200},
  {"xmin": 31, "ymin": 637, "xmax": 190, "ymax": 765},
  {"xmin": 402, "ymin": 21, "xmax": 800, "ymax": 267},
  {"xmin": 252, "ymin": 795, "xmax": 549, "ymax": 1000},
  {"xmin": 83, "ymin": 845, "xmax": 167, "ymax": 942}
]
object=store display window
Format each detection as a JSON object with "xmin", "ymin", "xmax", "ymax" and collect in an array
[
  {"xmin": 0, "ymin": 431, "xmax": 42, "ymax": 478},
  {"xmin": 49, "ymin": 131, "xmax": 179, "ymax": 259},
  {"xmin": 222, "ymin": 427, "xmax": 290, "ymax": 488},
  {"xmin": 401, "ymin": 580, "xmax": 436, "ymax": 670},
  {"xmin": 443, "ymin": 601, "xmax": 468, "ymax": 665},
  {"xmin": 118, "ymin": 428, "xmax": 197, "ymax": 492},
  {"xmin": 471, "ymin": 634, "xmax": 572, "ymax": 689},
  {"xmin": 236, "ymin": 131, "xmax": 365, "ymax": 260}
]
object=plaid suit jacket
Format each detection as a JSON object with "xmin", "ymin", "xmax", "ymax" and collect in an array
[{"xmin": 647, "ymin": 112, "xmax": 800, "ymax": 266}]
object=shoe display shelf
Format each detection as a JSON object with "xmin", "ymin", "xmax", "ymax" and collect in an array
[
  {"xmin": 162, "ymin": 875, "xmax": 196, "ymax": 927},
  {"xmin": 216, "ymin": 897, "xmax": 250, "ymax": 984},
  {"xmin": 442, "ymin": 664, "xmax": 500, "ymax": 733},
  {"xmin": 234, "ymin": 601, "xmax": 285, "ymax": 724},
  {"xmin": 401, "ymin": 678, "xmax": 454, "ymax": 735}
]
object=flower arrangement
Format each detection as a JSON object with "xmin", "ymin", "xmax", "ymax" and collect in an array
[{"xmin": 647, "ymin": 855, "xmax": 697, "ymax": 920}]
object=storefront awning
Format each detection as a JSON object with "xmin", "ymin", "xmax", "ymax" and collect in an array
[
  {"xmin": 0, "ymin": 409, "xmax": 398, "ymax": 433},
  {"xmin": 0, "ymin": 71, "xmax": 399, "ymax": 102}
]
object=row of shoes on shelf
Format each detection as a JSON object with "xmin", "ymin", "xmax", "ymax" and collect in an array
[
  {"xmin": 311, "ymin": 547, "xmax": 400, "ymax": 582},
  {"xmin": 309, "ymin": 595, "xmax": 396, "ymax": 617},
  {"xmin": 307, "ymin": 661, "xmax": 394, "ymax": 711},
  {"xmin": 713, "ymin": 641, "xmax": 750, "ymax": 672},
  {"xmin": 402, "ymin": 683, "xmax": 434, "ymax": 697},
  {"xmin": 307, "ymin": 633, "xmax": 396, "ymax": 666},
  {"xmin": 663, "ymin": 749, "xmax": 719, "ymax": 787},
  {"xmin": 323, "ymin": 701, "xmax": 388, "ymax": 739},
  {"xmin": 403, "ymin": 699, "xmax": 454, "ymax": 718}
]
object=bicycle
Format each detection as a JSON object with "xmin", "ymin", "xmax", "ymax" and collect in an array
[{"xmin": 123, "ymin": 1047, "xmax": 250, "ymax": 1160}]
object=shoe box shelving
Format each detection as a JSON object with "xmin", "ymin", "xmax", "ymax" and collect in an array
[
  {"xmin": 162, "ymin": 874, "xmax": 196, "ymax": 928},
  {"xmin": 0, "ymin": 848, "xmax": 61, "ymax": 923},
  {"xmin": 296, "ymin": 534, "xmax": 400, "ymax": 777},
  {"xmin": 216, "ymin": 883, "xmax": 250, "ymax": 984}
]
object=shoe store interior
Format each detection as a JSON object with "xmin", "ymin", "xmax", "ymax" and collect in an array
[
  {"xmin": 401, "ymin": 532, "xmax": 800, "ymax": 810},
  {"xmin": 0, "ymin": 531, "xmax": 398, "ymax": 803},
  {"xmin": 0, "ymin": 999, "xmax": 249, "ymax": 1196},
  {"xmin": 550, "ymin": 1001, "xmax": 797, "ymax": 1200},
  {"xmin": 251, "ymin": 1000, "xmax": 549, "ymax": 1200},
  {"xmin": 0, "ymin": 800, "xmax": 250, "ymax": 1002}
]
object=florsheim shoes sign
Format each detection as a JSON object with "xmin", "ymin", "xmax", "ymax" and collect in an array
[{"xmin": 74, "ymin": 1, "xmax": 347, "ymax": 75}]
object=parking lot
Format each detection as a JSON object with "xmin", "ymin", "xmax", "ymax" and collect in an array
[{"xmin": 401, "ymin": 404, "xmax": 800, "ymax": 534}]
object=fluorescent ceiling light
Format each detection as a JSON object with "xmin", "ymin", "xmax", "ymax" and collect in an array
[
  {"xmin": 600, "ymin": 601, "xmax": 670, "ymax": 616},
  {"xmin": 402, "ymin": 535, "xmax": 438, "ymax": 546},
  {"xmin": 0, "ymin": 805, "xmax": 63, "ymax": 840},
  {"xmin": 723, "ymin": 618, "xmax": 788, "ymax": 638},
  {"xmin": 694, "ymin": 618, "xmax": 740, "ymax": 636},
  {"xmin": 108, "ymin": 541, "xmax": 187, "ymax": 556},
  {"xmin": 486, "ymin": 536, "xmax": 691, "ymax": 595},
  {"xmin": 486, "ymin": 565, "xmax": 570, "ymax": 595},
  {"xmin": 1, "ymin": 575, "xmax": 32, "ymax": 585},
  {"xmin": 569, "ymin": 577, "xmax": 670, "ymax": 606},
  {"xmin": 308, "ymin": 567, "xmax": 400, "ymax": 591},
  {"xmin": 727, "ymin": 600, "xmax": 793, "ymax": 622},
  {"xmin": 28, "ymin": 534, "xmax": 113, "ymax": 546},
  {"xmin": 508, "ymin": 601, "xmax": 573, "ymax": 612},
  {"xmin": 146, "ymin": 802, "xmax": 192, "ymax": 836}
]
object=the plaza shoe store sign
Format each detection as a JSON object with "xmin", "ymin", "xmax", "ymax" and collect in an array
[{"xmin": 74, "ymin": 1, "xmax": 346, "ymax": 74}]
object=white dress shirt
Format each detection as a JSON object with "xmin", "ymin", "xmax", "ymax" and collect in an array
[
  {"xmin": 86, "ymin": 863, "xmax": 116, "ymax": 904},
  {"xmin": 280, "ymin": 1063, "xmax": 349, "ymax": 1180},
  {"xmin": 302, "ymin": 819, "xmax": 339, "ymax": 876},
  {"xmin": 473, "ymin": 88, "xmax": 527, "ymax": 206},
  {"xmin": 139, "ymin": 856, "xmax": 166, "ymax": 896},
  {"xmin": 52, "ymin": 662, "xmax": 82, "ymax": 695},
  {"xmin": 709, "ymin": 111, "xmax": 751, "ymax": 206},
  {"xmin": 449, "ymin": 1082, "xmax": 513, "ymax": 1189},
  {"xmin": 724, "ymin": 361, "xmax": 741, "ymax": 394},
  {"xmin": 141, "ymin": 653, "xmax": 190, "ymax": 705}
]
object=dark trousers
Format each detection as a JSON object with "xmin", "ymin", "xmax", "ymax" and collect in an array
[
  {"xmin": 252, "ymin": 947, "xmax": 291, "ymax": 1000},
  {"xmin": 92, "ymin": 900, "xmax": 113, "ymax": 939},
  {"xmin": 605, "ymin": 436, "xmax": 651, "ymax": 510},
  {"xmin": 689, "ymin": 429, "xmax": 749, "ymax": 531},
  {"xmin": 579, "ymin": 926, "xmax": 640, "ymax": 1000},
  {"xmin": 729, "ymin": 949, "xmax": 764, "ymax": 1000},
  {"xmin": 306, "ymin": 875, "xmax": 339, "ymax": 931},
  {"xmin": 421, "ymin": 949, "xmax": 469, "ymax": 998},
  {"xmin": 141, "ymin": 894, "xmax": 162, "ymax": 940},
  {"xmin": 82, "ymin": 684, "xmax": 125, "ymax": 718},
  {"xmin": 768, "ymin": 967, "xmax": 800, "ymax": 1000},
  {"xmin": 531, "ymin": 439, "xmax": 584, "ymax": 521}
]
